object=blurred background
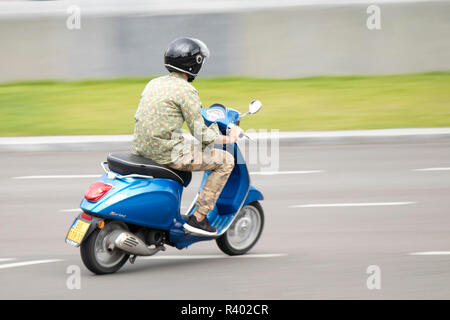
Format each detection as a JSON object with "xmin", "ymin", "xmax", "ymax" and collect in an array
[
  {"xmin": 1, "ymin": 0, "xmax": 450, "ymax": 80},
  {"xmin": 1, "ymin": 0, "xmax": 450, "ymax": 300},
  {"xmin": 0, "ymin": 0, "xmax": 449, "ymax": 136}
]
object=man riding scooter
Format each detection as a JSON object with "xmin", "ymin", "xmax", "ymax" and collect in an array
[{"xmin": 132, "ymin": 37, "xmax": 244, "ymax": 236}]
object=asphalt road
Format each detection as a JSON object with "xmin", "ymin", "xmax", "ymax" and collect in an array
[{"xmin": 1, "ymin": 139, "xmax": 450, "ymax": 299}]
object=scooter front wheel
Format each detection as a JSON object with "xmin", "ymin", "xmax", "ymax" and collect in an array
[
  {"xmin": 80, "ymin": 221, "xmax": 130, "ymax": 275},
  {"xmin": 216, "ymin": 201, "xmax": 264, "ymax": 256}
]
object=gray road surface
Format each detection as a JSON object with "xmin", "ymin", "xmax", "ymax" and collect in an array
[{"xmin": 0, "ymin": 140, "xmax": 450, "ymax": 299}]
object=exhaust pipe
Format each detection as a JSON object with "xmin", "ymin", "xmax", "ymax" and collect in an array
[{"xmin": 106, "ymin": 230, "xmax": 164, "ymax": 256}]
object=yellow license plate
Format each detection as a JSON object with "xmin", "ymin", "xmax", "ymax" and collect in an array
[{"xmin": 66, "ymin": 218, "xmax": 91, "ymax": 246}]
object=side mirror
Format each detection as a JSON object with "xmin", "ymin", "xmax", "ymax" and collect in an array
[{"xmin": 249, "ymin": 100, "xmax": 262, "ymax": 114}]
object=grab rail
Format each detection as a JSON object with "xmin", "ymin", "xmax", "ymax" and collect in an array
[{"xmin": 100, "ymin": 161, "xmax": 154, "ymax": 180}]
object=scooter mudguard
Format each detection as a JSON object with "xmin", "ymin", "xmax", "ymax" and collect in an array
[{"xmin": 244, "ymin": 185, "xmax": 264, "ymax": 206}]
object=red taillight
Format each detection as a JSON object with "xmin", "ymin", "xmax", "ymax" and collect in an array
[
  {"xmin": 84, "ymin": 182, "xmax": 112, "ymax": 202},
  {"xmin": 81, "ymin": 213, "xmax": 92, "ymax": 221}
]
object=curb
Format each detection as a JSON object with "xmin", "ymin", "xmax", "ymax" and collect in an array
[{"xmin": 1, "ymin": 128, "xmax": 450, "ymax": 151}]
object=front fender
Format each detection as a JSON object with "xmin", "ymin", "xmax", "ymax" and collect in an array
[{"xmin": 244, "ymin": 185, "xmax": 264, "ymax": 206}]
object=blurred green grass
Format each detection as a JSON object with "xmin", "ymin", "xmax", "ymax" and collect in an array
[{"xmin": 0, "ymin": 73, "xmax": 449, "ymax": 136}]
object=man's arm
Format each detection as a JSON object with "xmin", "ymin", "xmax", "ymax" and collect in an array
[
  {"xmin": 215, "ymin": 126, "xmax": 243, "ymax": 144},
  {"xmin": 180, "ymin": 87, "xmax": 242, "ymax": 145},
  {"xmin": 180, "ymin": 87, "xmax": 219, "ymax": 145}
]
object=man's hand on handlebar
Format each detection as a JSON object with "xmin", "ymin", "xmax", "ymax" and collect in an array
[
  {"xmin": 215, "ymin": 125, "xmax": 244, "ymax": 145},
  {"xmin": 228, "ymin": 125, "xmax": 244, "ymax": 143}
]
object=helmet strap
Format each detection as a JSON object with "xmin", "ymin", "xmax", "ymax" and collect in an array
[{"xmin": 165, "ymin": 64, "xmax": 197, "ymax": 78}]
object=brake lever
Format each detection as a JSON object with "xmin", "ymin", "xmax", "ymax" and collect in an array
[
  {"xmin": 227, "ymin": 124, "xmax": 251, "ymax": 141},
  {"xmin": 239, "ymin": 133, "xmax": 252, "ymax": 141}
]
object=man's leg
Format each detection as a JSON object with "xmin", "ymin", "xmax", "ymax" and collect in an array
[{"xmin": 169, "ymin": 148, "xmax": 235, "ymax": 233}]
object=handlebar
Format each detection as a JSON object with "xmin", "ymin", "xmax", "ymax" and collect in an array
[
  {"xmin": 202, "ymin": 102, "xmax": 260, "ymax": 140},
  {"xmin": 226, "ymin": 123, "xmax": 251, "ymax": 141}
]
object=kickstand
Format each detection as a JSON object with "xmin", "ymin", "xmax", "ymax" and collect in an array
[{"xmin": 129, "ymin": 255, "xmax": 137, "ymax": 264}]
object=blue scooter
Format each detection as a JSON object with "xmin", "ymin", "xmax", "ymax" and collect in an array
[{"xmin": 65, "ymin": 100, "xmax": 265, "ymax": 274}]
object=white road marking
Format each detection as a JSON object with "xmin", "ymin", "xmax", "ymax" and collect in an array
[
  {"xmin": 413, "ymin": 167, "xmax": 450, "ymax": 172},
  {"xmin": 0, "ymin": 259, "xmax": 62, "ymax": 270},
  {"xmin": 12, "ymin": 174, "xmax": 101, "ymax": 179},
  {"xmin": 409, "ymin": 251, "xmax": 450, "ymax": 256},
  {"xmin": 0, "ymin": 258, "xmax": 16, "ymax": 263},
  {"xmin": 141, "ymin": 253, "xmax": 287, "ymax": 260},
  {"xmin": 250, "ymin": 170, "xmax": 323, "ymax": 175},
  {"xmin": 290, "ymin": 202, "xmax": 416, "ymax": 208}
]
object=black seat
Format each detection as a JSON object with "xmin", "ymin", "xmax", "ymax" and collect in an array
[{"xmin": 107, "ymin": 153, "xmax": 192, "ymax": 187}]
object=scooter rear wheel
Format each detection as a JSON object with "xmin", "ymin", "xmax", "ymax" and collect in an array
[
  {"xmin": 80, "ymin": 221, "xmax": 129, "ymax": 275},
  {"xmin": 216, "ymin": 201, "xmax": 264, "ymax": 256}
]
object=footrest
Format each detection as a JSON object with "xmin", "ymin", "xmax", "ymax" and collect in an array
[{"xmin": 210, "ymin": 213, "xmax": 235, "ymax": 235}]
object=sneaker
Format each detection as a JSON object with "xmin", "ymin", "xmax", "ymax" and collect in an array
[{"xmin": 184, "ymin": 215, "xmax": 217, "ymax": 236}]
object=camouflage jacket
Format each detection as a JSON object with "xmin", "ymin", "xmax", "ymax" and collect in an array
[{"xmin": 132, "ymin": 72, "xmax": 220, "ymax": 164}]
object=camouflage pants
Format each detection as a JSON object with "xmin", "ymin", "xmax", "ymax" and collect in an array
[{"xmin": 168, "ymin": 148, "xmax": 235, "ymax": 216}]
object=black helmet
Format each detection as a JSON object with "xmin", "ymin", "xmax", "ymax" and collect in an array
[{"xmin": 164, "ymin": 37, "xmax": 210, "ymax": 82}]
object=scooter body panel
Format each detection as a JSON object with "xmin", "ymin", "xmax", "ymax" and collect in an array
[{"xmin": 80, "ymin": 175, "xmax": 184, "ymax": 230}]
